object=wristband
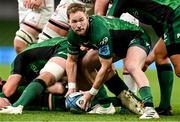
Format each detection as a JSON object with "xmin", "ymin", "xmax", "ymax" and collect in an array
[
  {"xmin": 89, "ymin": 87, "xmax": 99, "ymax": 96},
  {"xmin": 68, "ymin": 82, "xmax": 76, "ymax": 89}
]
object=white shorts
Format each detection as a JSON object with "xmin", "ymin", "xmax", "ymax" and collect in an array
[
  {"xmin": 18, "ymin": 0, "xmax": 54, "ymax": 29},
  {"xmin": 50, "ymin": 0, "xmax": 95, "ymax": 24}
]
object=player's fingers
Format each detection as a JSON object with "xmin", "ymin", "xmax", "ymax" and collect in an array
[
  {"xmin": 81, "ymin": 100, "xmax": 87, "ymax": 110},
  {"xmin": 23, "ymin": 2, "xmax": 27, "ymax": 8},
  {"xmin": 65, "ymin": 91, "xmax": 70, "ymax": 98},
  {"xmin": 29, "ymin": 4, "xmax": 34, "ymax": 9},
  {"xmin": 23, "ymin": 0, "xmax": 28, "ymax": 8},
  {"xmin": 85, "ymin": 102, "xmax": 90, "ymax": 111},
  {"xmin": 33, "ymin": 5, "xmax": 39, "ymax": 10},
  {"xmin": 30, "ymin": 2, "xmax": 39, "ymax": 9},
  {"xmin": 81, "ymin": 97, "xmax": 90, "ymax": 111}
]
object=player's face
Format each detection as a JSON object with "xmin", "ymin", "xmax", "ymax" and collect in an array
[{"xmin": 68, "ymin": 11, "xmax": 89, "ymax": 36}]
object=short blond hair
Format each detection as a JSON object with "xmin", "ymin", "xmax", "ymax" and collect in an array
[{"xmin": 67, "ymin": 3, "xmax": 86, "ymax": 19}]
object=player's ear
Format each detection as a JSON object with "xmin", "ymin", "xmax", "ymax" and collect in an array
[
  {"xmin": 68, "ymin": 18, "xmax": 71, "ymax": 25},
  {"xmin": 86, "ymin": 14, "xmax": 89, "ymax": 20}
]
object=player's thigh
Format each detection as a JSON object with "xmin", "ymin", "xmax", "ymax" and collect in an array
[
  {"xmin": 81, "ymin": 49, "xmax": 100, "ymax": 70},
  {"xmin": 39, "ymin": 57, "xmax": 66, "ymax": 85},
  {"xmin": 14, "ymin": 37, "xmax": 28, "ymax": 53},
  {"xmin": 125, "ymin": 46, "xmax": 147, "ymax": 70},
  {"xmin": 2, "ymin": 74, "xmax": 22, "ymax": 97}
]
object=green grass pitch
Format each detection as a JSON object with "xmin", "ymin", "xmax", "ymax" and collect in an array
[{"xmin": 0, "ymin": 64, "xmax": 180, "ymax": 121}]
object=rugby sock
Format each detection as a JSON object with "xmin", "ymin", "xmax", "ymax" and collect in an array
[
  {"xmin": 156, "ymin": 63, "xmax": 173, "ymax": 109},
  {"xmin": 105, "ymin": 74, "xmax": 128, "ymax": 96},
  {"xmin": 139, "ymin": 86, "xmax": 153, "ymax": 107},
  {"xmin": 123, "ymin": 73, "xmax": 138, "ymax": 95},
  {"xmin": 13, "ymin": 79, "xmax": 46, "ymax": 107}
]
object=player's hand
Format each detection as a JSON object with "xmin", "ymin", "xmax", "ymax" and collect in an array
[
  {"xmin": 23, "ymin": 0, "xmax": 31, "ymax": 8},
  {"xmin": 30, "ymin": 0, "xmax": 44, "ymax": 9},
  {"xmin": 65, "ymin": 88, "xmax": 76, "ymax": 98},
  {"xmin": 24, "ymin": 0, "xmax": 44, "ymax": 9},
  {"xmin": 81, "ymin": 91, "xmax": 94, "ymax": 111}
]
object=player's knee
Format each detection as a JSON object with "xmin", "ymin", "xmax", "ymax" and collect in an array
[
  {"xmin": 48, "ymin": 82, "xmax": 65, "ymax": 94},
  {"xmin": 14, "ymin": 39, "xmax": 27, "ymax": 53},
  {"xmin": 14, "ymin": 45, "xmax": 23, "ymax": 54},
  {"xmin": 15, "ymin": 29, "xmax": 37, "ymax": 45},
  {"xmin": 125, "ymin": 63, "xmax": 137, "ymax": 74},
  {"xmin": 2, "ymin": 87, "xmax": 12, "ymax": 97},
  {"xmin": 38, "ymin": 72, "xmax": 56, "ymax": 86},
  {"xmin": 81, "ymin": 50, "xmax": 99, "ymax": 69},
  {"xmin": 38, "ymin": 25, "xmax": 60, "ymax": 43},
  {"xmin": 40, "ymin": 62, "xmax": 65, "ymax": 83}
]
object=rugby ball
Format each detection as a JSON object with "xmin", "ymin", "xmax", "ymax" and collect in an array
[
  {"xmin": 65, "ymin": 92, "xmax": 84, "ymax": 114},
  {"xmin": 0, "ymin": 97, "xmax": 11, "ymax": 108}
]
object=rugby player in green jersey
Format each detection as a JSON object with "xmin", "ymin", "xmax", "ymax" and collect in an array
[
  {"xmin": 95, "ymin": 0, "xmax": 177, "ymax": 116},
  {"xmin": 65, "ymin": 3, "xmax": 159, "ymax": 119},
  {"xmin": 0, "ymin": 37, "xmax": 69, "ymax": 113}
]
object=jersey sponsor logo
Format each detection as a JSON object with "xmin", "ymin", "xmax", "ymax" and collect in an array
[
  {"xmin": 30, "ymin": 64, "xmax": 39, "ymax": 73},
  {"xmin": 99, "ymin": 37, "xmax": 108, "ymax": 45},
  {"xmin": 99, "ymin": 44, "xmax": 110, "ymax": 56}
]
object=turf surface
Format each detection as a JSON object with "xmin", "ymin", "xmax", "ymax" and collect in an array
[{"xmin": 0, "ymin": 64, "xmax": 180, "ymax": 121}]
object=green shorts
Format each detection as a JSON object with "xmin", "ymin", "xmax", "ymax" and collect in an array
[
  {"xmin": 129, "ymin": 33, "xmax": 151, "ymax": 55},
  {"xmin": 164, "ymin": 6, "xmax": 180, "ymax": 56}
]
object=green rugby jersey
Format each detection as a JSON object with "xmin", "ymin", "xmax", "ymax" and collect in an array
[
  {"xmin": 24, "ymin": 37, "xmax": 68, "ymax": 51},
  {"xmin": 11, "ymin": 37, "xmax": 68, "ymax": 82},
  {"xmin": 109, "ymin": 0, "xmax": 179, "ymax": 23},
  {"xmin": 67, "ymin": 15, "xmax": 150, "ymax": 59},
  {"xmin": 108, "ymin": 0, "xmax": 180, "ymax": 55}
]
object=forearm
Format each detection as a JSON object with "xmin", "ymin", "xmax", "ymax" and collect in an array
[
  {"xmin": 94, "ymin": 0, "xmax": 110, "ymax": 15},
  {"xmin": 66, "ymin": 60, "xmax": 77, "ymax": 84},
  {"xmin": 92, "ymin": 68, "xmax": 107, "ymax": 89},
  {"xmin": 90, "ymin": 59, "xmax": 112, "ymax": 95}
]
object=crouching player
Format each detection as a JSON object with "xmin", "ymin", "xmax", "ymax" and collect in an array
[
  {"xmin": 0, "ymin": 37, "xmax": 113, "ymax": 114},
  {"xmin": 65, "ymin": 3, "xmax": 159, "ymax": 119},
  {"xmin": 14, "ymin": 0, "xmax": 54, "ymax": 53}
]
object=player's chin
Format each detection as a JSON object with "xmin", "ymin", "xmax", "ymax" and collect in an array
[{"xmin": 76, "ymin": 30, "xmax": 85, "ymax": 36}]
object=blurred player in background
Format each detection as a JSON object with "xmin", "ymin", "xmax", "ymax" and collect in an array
[
  {"xmin": 37, "ymin": 0, "xmax": 95, "ymax": 43},
  {"xmin": 14, "ymin": 0, "xmax": 54, "ymax": 53}
]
